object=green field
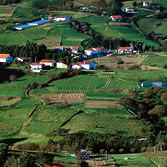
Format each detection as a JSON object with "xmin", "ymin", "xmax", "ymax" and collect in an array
[
  {"xmin": 85, "ymin": 92, "xmax": 126, "ymax": 100},
  {"xmin": 142, "ymin": 55, "xmax": 167, "ymax": 68},
  {"xmin": 62, "ymin": 111, "xmax": 143, "ymax": 135},
  {"xmin": 24, "ymin": 105, "xmax": 80, "ymax": 135},
  {"xmin": 77, "ymin": 16, "xmax": 159, "ymax": 47},
  {"xmin": 0, "ymin": 21, "xmax": 90, "ymax": 46},
  {"xmin": 112, "ymin": 154, "xmax": 156, "ymax": 167},
  {"xmin": 49, "ymin": 73, "xmax": 107, "ymax": 92},
  {"xmin": 152, "ymin": 0, "xmax": 167, "ymax": 9},
  {"xmin": 138, "ymin": 18, "xmax": 167, "ymax": 36}
]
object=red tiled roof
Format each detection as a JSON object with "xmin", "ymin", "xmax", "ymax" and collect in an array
[
  {"xmin": 57, "ymin": 16, "xmax": 67, "ymax": 18},
  {"xmin": 65, "ymin": 46, "xmax": 80, "ymax": 50},
  {"xmin": 31, "ymin": 63, "xmax": 42, "ymax": 65},
  {"xmin": 86, "ymin": 47, "xmax": 104, "ymax": 51},
  {"xmin": 81, "ymin": 60, "xmax": 93, "ymax": 65},
  {"xmin": 57, "ymin": 61, "xmax": 62, "ymax": 63},
  {"xmin": 118, "ymin": 47, "xmax": 133, "ymax": 50},
  {"xmin": 19, "ymin": 57, "xmax": 29, "ymax": 60},
  {"xmin": 53, "ymin": 46, "xmax": 64, "ymax": 49},
  {"xmin": 40, "ymin": 59, "xmax": 55, "ymax": 63},
  {"xmin": 0, "ymin": 54, "xmax": 10, "ymax": 58},
  {"xmin": 111, "ymin": 15, "xmax": 122, "ymax": 19}
]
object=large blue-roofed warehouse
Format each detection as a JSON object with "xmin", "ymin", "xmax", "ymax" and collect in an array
[
  {"xmin": 13, "ymin": 19, "xmax": 50, "ymax": 31},
  {"xmin": 138, "ymin": 82, "xmax": 167, "ymax": 88}
]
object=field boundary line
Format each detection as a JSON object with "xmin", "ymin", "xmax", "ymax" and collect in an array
[{"xmin": 151, "ymin": 158, "xmax": 161, "ymax": 167}]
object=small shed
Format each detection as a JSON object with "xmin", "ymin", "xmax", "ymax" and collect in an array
[
  {"xmin": 80, "ymin": 60, "xmax": 95, "ymax": 70},
  {"xmin": 30, "ymin": 63, "xmax": 44, "ymax": 72},
  {"xmin": 56, "ymin": 61, "xmax": 68, "ymax": 69},
  {"xmin": 0, "ymin": 54, "xmax": 13, "ymax": 63},
  {"xmin": 16, "ymin": 57, "xmax": 30, "ymax": 63},
  {"xmin": 125, "ymin": 8, "xmax": 134, "ymax": 13},
  {"xmin": 72, "ymin": 64, "xmax": 81, "ymax": 69},
  {"xmin": 85, "ymin": 47, "xmax": 107, "ymax": 56},
  {"xmin": 110, "ymin": 15, "xmax": 122, "ymax": 22},
  {"xmin": 54, "ymin": 16, "xmax": 71, "ymax": 22}
]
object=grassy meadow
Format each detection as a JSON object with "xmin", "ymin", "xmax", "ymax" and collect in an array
[
  {"xmin": 77, "ymin": 16, "xmax": 159, "ymax": 46},
  {"xmin": 138, "ymin": 18, "xmax": 167, "ymax": 36},
  {"xmin": 142, "ymin": 55, "xmax": 167, "ymax": 68},
  {"xmin": 112, "ymin": 154, "xmax": 156, "ymax": 167}
]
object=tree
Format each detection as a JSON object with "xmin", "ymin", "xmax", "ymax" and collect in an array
[{"xmin": 0, "ymin": 143, "xmax": 9, "ymax": 165}]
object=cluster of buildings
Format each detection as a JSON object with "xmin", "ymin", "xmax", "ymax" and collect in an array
[
  {"xmin": 13, "ymin": 16, "xmax": 71, "ymax": 31},
  {"xmin": 30, "ymin": 60, "xmax": 95, "ymax": 72},
  {"xmin": 0, "ymin": 45, "xmax": 136, "ymax": 72}
]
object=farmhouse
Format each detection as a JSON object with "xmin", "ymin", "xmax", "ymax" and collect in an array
[
  {"xmin": 80, "ymin": 60, "xmax": 95, "ymax": 70},
  {"xmin": 85, "ymin": 47, "xmax": 107, "ymax": 56},
  {"xmin": 57, "ymin": 61, "xmax": 68, "ymax": 69},
  {"xmin": 16, "ymin": 57, "xmax": 30, "ymax": 63},
  {"xmin": 53, "ymin": 46, "xmax": 64, "ymax": 52},
  {"xmin": 71, "ymin": 64, "xmax": 81, "ymax": 69},
  {"xmin": 110, "ymin": 15, "xmax": 122, "ymax": 22},
  {"xmin": 30, "ymin": 63, "xmax": 44, "ymax": 72},
  {"xmin": 54, "ymin": 16, "xmax": 71, "ymax": 22},
  {"xmin": 40, "ymin": 59, "xmax": 56, "ymax": 67},
  {"xmin": 143, "ymin": 1, "xmax": 152, "ymax": 7},
  {"xmin": 65, "ymin": 46, "xmax": 81, "ymax": 54},
  {"xmin": 0, "ymin": 54, "xmax": 13, "ymax": 63},
  {"xmin": 118, "ymin": 47, "xmax": 135, "ymax": 54}
]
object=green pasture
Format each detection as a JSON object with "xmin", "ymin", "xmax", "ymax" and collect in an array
[
  {"xmin": 85, "ymin": 108, "xmax": 130, "ymax": 115},
  {"xmin": 24, "ymin": 105, "xmax": 80, "ymax": 135},
  {"xmin": 92, "ymin": 24, "xmax": 159, "ymax": 46},
  {"xmin": 47, "ymin": 70, "xmax": 167, "ymax": 92},
  {"xmin": 13, "ymin": 7, "xmax": 45, "ymax": 19},
  {"xmin": 152, "ymin": 0, "xmax": 167, "ymax": 9},
  {"xmin": 0, "ymin": 97, "xmax": 38, "ymax": 118},
  {"xmin": 0, "ymin": 20, "xmax": 89, "ymax": 46},
  {"xmin": 138, "ymin": 18, "xmax": 167, "ymax": 36},
  {"xmin": 0, "ymin": 122, "xmax": 21, "ymax": 137},
  {"xmin": 77, "ymin": 16, "xmax": 107, "ymax": 24},
  {"xmin": 112, "ymin": 154, "xmax": 156, "ymax": 167},
  {"xmin": 77, "ymin": 16, "xmax": 159, "ymax": 47},
  {"xmin": 0, "ymin": 88, "xmax": 25, "ymax": 97},
  {"xmin": 122, "ymin": 1, "xmax": 134, "ymax": 8},
  {"xmin": 142, "ymin": 55, "xmax": 167, "ymax": 68},
  {"xmin": 49, "ymin": 74, "xmax": 107, "ymax": 92},
  {"xmin": 62, "ymin": 112, "xmax": 143, "ymax": 136},
  {"xmin": 115, "ymin": 70, "xmax": 167, "ymax": 83},
  {"xmin": 85, "ymin": 92, "xmax": 126, "ymax": 100}
]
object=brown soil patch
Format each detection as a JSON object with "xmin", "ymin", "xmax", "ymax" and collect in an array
[
  {"xmin": 140, "ymin": 65, "xmax": 162, "ymax": 70},
  {"xmin": 97, "ymin": 54, "xmax": 147, "ymax": 70},
  {"xmin": 85, "ymin": 100, "xmax": 124, "ymax": 109},
  {"xmin": 109, "ymin": 22, "xmax": 130, "ymax": 26},
  {"xmin": 39, "ymin": 93, "xmax": 84, "ymax": 104},
  {"xmin": 85, "ymin": 158, "xmax": 112, "ymax": 167}
]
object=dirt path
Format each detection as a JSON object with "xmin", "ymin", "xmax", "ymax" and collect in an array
[{"xmin": 85, "ymin": 158, "xmax": 116, "ymax": 167}]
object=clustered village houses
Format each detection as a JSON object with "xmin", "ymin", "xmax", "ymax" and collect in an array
[{"xmin": 0, "ymin": 45, "xmax": 136, "ymax": 72}]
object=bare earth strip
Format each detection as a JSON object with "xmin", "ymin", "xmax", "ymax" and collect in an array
[
  {"xmin": 84, "ymin": 100, "xmax": 124, "ymax": 109},
  {"xmin": 38, "ymin": 93, "xmax": 84, "ymax": 103},
  {"xmin": 85, "ymin": 158, "xmax": 113, "ymax": 167}
]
